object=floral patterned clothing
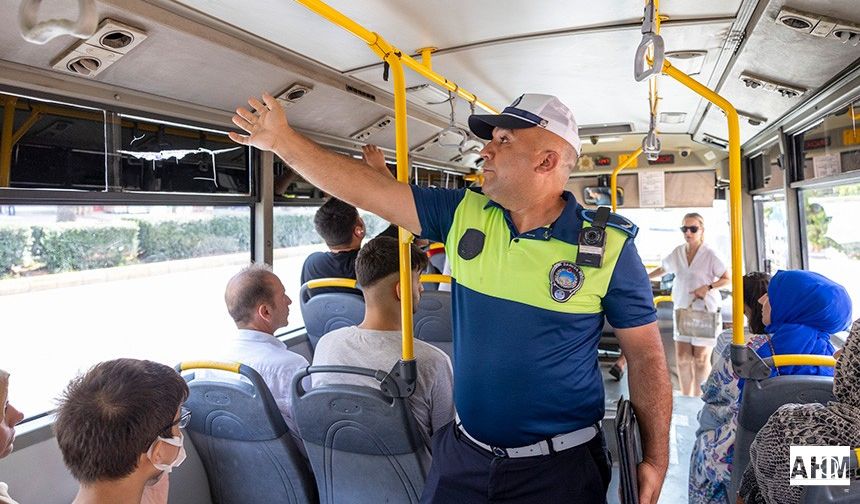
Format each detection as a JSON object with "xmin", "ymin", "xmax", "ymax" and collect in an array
[{"xmin": 688, "ymin": 330, "xmax": 768, "ymax": 504}]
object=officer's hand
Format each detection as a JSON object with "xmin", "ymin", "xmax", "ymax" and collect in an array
[
  {"xmin": 691, "ymin": 285, "xmax": 709, "ymax": 300},
  {"xmin": 637, "ymin": 458, "xmax": 666, "ymax": 504},
  {"xmin": 230, "ymin": 93, "xmax": 290, "ymax": 152}
]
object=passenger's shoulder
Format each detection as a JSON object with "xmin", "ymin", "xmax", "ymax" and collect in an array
[{"xmin": 414, "ymin": 341, "xmax": 452, "ymax": 366}]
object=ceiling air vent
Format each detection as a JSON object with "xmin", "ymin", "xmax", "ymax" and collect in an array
[
  {"xmin": 276, "ymin": 83, "xmax": 313, "ymax": 107},
  {"xmin": 739, "ymin": 73, "xmax": 805, "ymax": 98},
  {"xmin": 51, "ymin": 19, "xmax": 147, "ymax": 78},
  {"xmin": 345, "ymin": 85, "xmax": 377, "ymax": 102},
  {"xmin": 578, "ymin": 123, "xmax": 634, "ymax": 137},
  {"xmin": 832, "ymin": 26, "xmax": 860, "ymax": 46},
  {"xmin": 776, "ymin": 8, "xmax": 818, "ymax": 32}
]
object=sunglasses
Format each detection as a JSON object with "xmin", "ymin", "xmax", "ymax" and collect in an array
[{"xmin": 680, "ymin": 226, "xmax": 700, "ymax": 234}]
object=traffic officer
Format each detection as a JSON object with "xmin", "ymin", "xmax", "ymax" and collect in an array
[{"xmin": 230, "ymin": 92, "xmax": 672, "ymax": 504}]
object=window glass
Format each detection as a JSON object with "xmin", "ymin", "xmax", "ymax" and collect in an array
[
  {"xmin": 802, "ymin": 183, "xmax": 860, "ymax": 318},
  {"xmin": 623, "ymin": 200, "xmax": 732, "ymax": 269},
  {"xmin": 754, "ymin": 193, "xmax": 788, "ymax": 275},
  {"xmin": 117, "ymin": 115, "xmax": 249, "ymax": 194},
  {"xmin": 1, "ymin": 205, "xmax": 250, "ymax": 418},
  {"xmin": 1, "ymin": 93, "xmax": 106, "ymax": 190},
  {"xmin": 797, "ymin": 99, "xmax": 860, "ymax": 181}
]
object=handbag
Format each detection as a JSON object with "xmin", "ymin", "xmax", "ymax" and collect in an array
[{"xmin": 674, "ymin": 300, "xmax": 721, "ymax": 339}]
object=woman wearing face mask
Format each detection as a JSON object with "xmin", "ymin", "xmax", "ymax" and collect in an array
[
  {"xmin": 0, "ymin": 369, "xmax": 25, "ymax": 504},
  {"xmin": 647, "ymin": 213, "xmax": 731, "ymax": 397},
  {"xmin": 54, "ymin": 359, "xmax": 189, "ymax": 504},
  {"xmin": 738, "ymin": 318, "xmax": 860, "ymax": 504},
  {"xmin": 688, "ymin": 273, "xmax": 771, "ymax": 504}
]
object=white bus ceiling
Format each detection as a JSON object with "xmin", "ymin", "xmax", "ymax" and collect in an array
[{"xmin": 0, "ymin": 0, "xmax": 858, "ymax": 173}]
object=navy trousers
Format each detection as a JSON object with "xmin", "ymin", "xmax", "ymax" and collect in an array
[{"xmin": 421, "ymin": 421, "xmax": 612, "ymax": 504}]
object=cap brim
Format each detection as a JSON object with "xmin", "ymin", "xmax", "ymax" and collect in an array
[{"xmin": 468, "ymin": 113, "xmax": 535, "ymax": 140}]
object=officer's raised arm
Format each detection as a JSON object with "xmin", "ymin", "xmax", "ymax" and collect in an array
[{"xmin": 229, "ymin": 93, "xmax": 421, "ymax": 235}]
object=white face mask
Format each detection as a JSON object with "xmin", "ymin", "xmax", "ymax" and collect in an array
[{"xmin": 146, "ymin": 431, "xmax": 187, "ymax": 474}]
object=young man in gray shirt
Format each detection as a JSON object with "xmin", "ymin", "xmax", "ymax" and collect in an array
[{"xmin": 312, "ymin": 236, "xmax": 454, "ymax": 448}]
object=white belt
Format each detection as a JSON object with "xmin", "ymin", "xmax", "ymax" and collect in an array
[{"xmin": 455, "ymin": 416, "xmax": 598, "ymax": 459}]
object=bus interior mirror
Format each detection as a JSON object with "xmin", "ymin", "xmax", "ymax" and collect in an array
[{"xmin": 583, "ymin": 186, "xmax": 623, "ymax": 206}]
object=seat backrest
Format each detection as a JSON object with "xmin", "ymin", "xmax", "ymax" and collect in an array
[
  {"xmin": 801, "ymin": 479, "xmax": 860, "ymax": 503},
  {"xmin": 729, "ymin": 375, "xmax": 835, "ymax": 499},
  {"xmin": 413, "ymin": 290, "xmax": 453, "ymax": 361},
  {"xmin": 181, "ymin": 364, "xmax": 318, "ymax": 504},
  {"xmin": 300, "ymin": 283, "xmax": 365, "ymax": 349},
  {"xmin": 292, "ymin": 366, "xmax": 430, "ymax": 504}
]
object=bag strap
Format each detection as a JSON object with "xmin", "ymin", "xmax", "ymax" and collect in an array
[{"xmin": 765, "ymin": 335, "xmax": 781, "ymax": 376}]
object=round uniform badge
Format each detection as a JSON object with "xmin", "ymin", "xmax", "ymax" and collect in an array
[{"xmin": 549, "ymin": 261, "xmax": 584, "ymax": 303}]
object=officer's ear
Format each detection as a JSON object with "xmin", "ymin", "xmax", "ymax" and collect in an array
[
  {"xmin": 394, "ymin": 280, "xmax": 402, "ymax": 302},
  {"xmin": 536, "ymin": 150, "xmax": 562, "ymax": 174}
]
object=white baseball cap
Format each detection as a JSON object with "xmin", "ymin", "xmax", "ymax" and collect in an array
[{"xmin": 468, "ymin": 93, "xmax": 582, "ymax": 155}]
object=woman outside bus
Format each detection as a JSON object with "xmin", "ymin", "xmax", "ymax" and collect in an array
[
  {"xmin": 689, "ymin": 272, "xmax": 771, "ymax": 504},
  {"xmin": 648, "ymin": 213, "xmax": 730, "ymax": 397}
]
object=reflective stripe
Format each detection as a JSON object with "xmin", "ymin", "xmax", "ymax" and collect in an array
[{"xmin": 502, "ymin": 106, "xmax": 548, "ymax": 127}]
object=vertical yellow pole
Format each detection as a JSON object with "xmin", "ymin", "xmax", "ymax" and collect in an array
[
  {"xmin": 662, "ymin": 61, "xmax": 743, "ymax": 345},
  {"xmin": 610, "ymin": 147, "xmax": 643, "ymax": 212},
  {"xmin": 0, "ymin": 96, "xmax": 17, "ymax": 187},
  {"xmin": 384, "ymin": 50, "xmax": 415, "ymax": 362}
]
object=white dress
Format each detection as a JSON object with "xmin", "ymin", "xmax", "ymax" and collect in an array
[{"xmin": 661, "ymin": 242, "xmax": 726, "ymax": 347}]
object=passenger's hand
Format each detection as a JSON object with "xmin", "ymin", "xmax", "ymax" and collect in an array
[
  {"xmin": 691, "ymin": 285, "xmax": 710, "ymax": 300},
  {"xmin": 229, "ymin": 93, "xmax": 290, "ymax": 152},
  {"xmin": 637, "ymin": 458, "xmax": 666, "ymax": 504},
  {"xmin": 362, "ymin": 144, "xmax": 393, "ymax": 178}
]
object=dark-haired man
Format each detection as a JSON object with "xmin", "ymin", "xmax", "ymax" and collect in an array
[
  {"xmin": 222, "ymin": 264, "xmax": 308, "ymax": 437},
  {"xmin": 54, "ymin": 358, "xmax": 189, "ymax": 504},
  {"xmin": 301, "ymin": 145, "xmax": 398, "ymax": 295},
  {"xmin": 312, "ymin": 236, "xmax": 453, "ymax": 447}
]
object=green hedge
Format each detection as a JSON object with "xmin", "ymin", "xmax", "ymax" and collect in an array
[
  {"xmin": 135, "ymin": 216, "xmax": 251, "ymax": 262},
  {"xmin": 0, "ymin": 227, "xmax": 29, "ymax": 274},
  {"xmin": 273, "ymin": 214, "xmax": 322, "ymax": 248},
  {"xmin": 35, "ymin": 223, "xmax": 138, "ymax": 272}
]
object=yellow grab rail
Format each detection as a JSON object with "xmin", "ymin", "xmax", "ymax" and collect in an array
[
  {"xmin": 653, "ymin": 295, "xmax": 672, "ymax": 306},
  {"xmin": 610, "ymin": 147, "xmax": 643, "ymax": 212},
  {"xmin": 660, "ymin": 59, "xmax": 743, "ymax": 346},
  {"xmin": 179, "ymin": 361, "xmax": 242, "ymax": 374},
  {"xmin": 294, "ymin": 0, "xmax": 498, "ymax": 115},
  {"xmin": 767, "ymin": 354, "xmax": 837, "ymax": 368},
  {"xmin": 420, "ymin": 274, "xmax": 451, "ymax": 284},
  {"xmin": 305, "ymin": 277, "xmax": 359, "ymax": 290}
]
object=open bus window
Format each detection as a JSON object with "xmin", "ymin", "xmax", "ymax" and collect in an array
[
  {"xmin": 801, "ymin": 183, "xmax": 860, "ymax": 319},
  {"xmin": 0, "ymin": 204, "xmax": 251, "ymax": 419},
  {"xmin": 753, "ymin": 193, "xmax": 788, "ymax": 275},
  {"xmin": 582, "ymin": 186, "xmax": 623, "ymax": 206},
  {"xmin": 796, "ymin": 100, "xmax": 860, "ymax": 181}
]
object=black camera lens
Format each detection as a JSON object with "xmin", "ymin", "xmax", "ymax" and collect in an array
[{"xmin": 583, "ymin": 229, "xmax": 602, "ymax": 245}]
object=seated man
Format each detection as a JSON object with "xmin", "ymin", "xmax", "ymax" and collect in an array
[
  {"xmin": 0, "ymin": 369, "xmax": 24, "ymax": 504},
  {"xmin": 312, "ymin": 236, "xmax": 454, "ymax": 447},
  {"xmin": 54, "ymin": 359, "xmax": 189, "ymax": 504},
  {"xmin": 301, "ymin": 145, "xmax": 397, "ymax": 296},
  {"xmin": 223, "ymin": 264, "xmax": 308, "ymax": 437}
]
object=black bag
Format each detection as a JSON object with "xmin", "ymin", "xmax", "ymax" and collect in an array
[{"xmin": 615, "ymin": 396, "xmax": 641, "ymax": 504}]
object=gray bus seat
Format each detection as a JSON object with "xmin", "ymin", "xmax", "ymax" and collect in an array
[
  {"xmin": 299, "ymin": 282, "xmax": 365, "ymax": 349},
  {"xmin": 729, "ymin": 375, "xmax": 836, "ymax": 500},
  {"xmin": 413, "ymin": 290, "xmax": 453, "ymax": 362},
  {"xmin": 292, "ymin": 365, "xmax": 431, "ymax": 504},
  {"xmin": 178, "ymin": 363, "xmax": 318, "ymax": 504}
]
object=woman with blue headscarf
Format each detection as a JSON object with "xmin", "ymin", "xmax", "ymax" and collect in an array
[{"xmin": 745, "ymin": 270, "xmax": 851, "ymax": 384}]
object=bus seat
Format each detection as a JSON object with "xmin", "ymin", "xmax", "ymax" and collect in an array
[
  {"xmin": 414, "ymin": 290, "xmax": 453, "ymax": 361},
  {"xmin": 300, "ymin": 283, "xmax": 365, "ymax": 349},
  {"xmin": 180, "ymin": 364, "xmax": 318, "ymax": 504},
  {"xmin": 729, "ymin": 375, "xmax": 835, "ymax": 500},
  {"xmin": 292, "ymin": 366, "xmax": 431, "ymax": 504},
  {"xmin": 801, "ymin": 479, "xmax": 860, "ymax": 502}
]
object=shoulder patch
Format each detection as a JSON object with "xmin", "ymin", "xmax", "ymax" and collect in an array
[{"xmin": 579, "ymin": 208, "xmax": 638, "ymax": 238}]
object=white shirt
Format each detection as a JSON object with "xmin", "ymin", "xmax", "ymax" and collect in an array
[
  {"xmin": 662, "ymin": 242, "xmax": 726, "ymax": 312},
  {"xmin": 218, "ymin": 329, "xmax": 309, "ymax": 434},
  {"xmin": 312, "ymin": 326, "xmax": 454, "ymax": 448}
]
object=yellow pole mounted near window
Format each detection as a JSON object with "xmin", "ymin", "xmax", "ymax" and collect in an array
[
  {"xmin": 294, "ymin": 0, "xmax": 499, "ymax": 363},
  {"xmin": 610, "ymin": 147, "xmax": 643, "ymax": 212}
]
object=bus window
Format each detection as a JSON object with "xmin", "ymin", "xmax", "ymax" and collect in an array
[
  {"xmin": 0, "ymin": 204, "xmax": 250, "ymax": 418},
  {"xmin": 753, "ymin": 193, "xmax": 788, "ymax": 275},
  {"xmin": 801, "ymin": 183, "xmax": 860, "ymax": 319}
]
